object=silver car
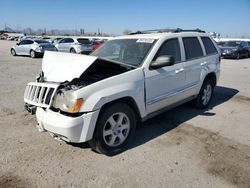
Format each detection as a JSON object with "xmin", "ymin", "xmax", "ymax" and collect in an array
[
  {"xmin": 11, "ymin": 39, "xmax": 57, "ymax": 58},
  {"xmin": 55, "ymin": 37, "xmax": 92, "ymax": 54}
]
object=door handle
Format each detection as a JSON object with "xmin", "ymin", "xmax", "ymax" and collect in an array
[
  {"xmin": 175, "ymin": 68, "xmax": 184, "ymax": 74},
  {"xmin": 200, "ymin": 61, "xmax": 207, "ymax": 66}
]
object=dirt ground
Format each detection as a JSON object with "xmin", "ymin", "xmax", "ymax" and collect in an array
[{"xmin": 0, "ymin": 40, "xmax": 250, "ymax": 188}]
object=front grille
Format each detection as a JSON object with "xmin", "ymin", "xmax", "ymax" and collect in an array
[{"xmin": 24, "ymin": 82, "xmax": 59, "ymax": 108}]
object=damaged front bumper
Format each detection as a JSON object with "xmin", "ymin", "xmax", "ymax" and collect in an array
[{"xmin": 36, "ymin": 107, "xmax": 100, "ymax": 143}]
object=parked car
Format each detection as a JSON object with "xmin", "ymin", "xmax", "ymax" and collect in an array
[
  {"xmin": 11, "ymin": 39, "xmax": 57, "ymax": 58},
  {"xmin": 0, "ymin": 35, "xmax": 6, "ymax": 40},
  {"xmin": 92, "ymin": 40, "xmax": 104, "ymax": 51},
  {"xmin": 219, "ymin": 40, "xmax": 249, "ymax": 59},
  {"xmin": 24, "ymin": 29, "xmax": 220, "ymax": 155},
  {"xmin": 7, "ymin": 36, "xmax": 16, "ymax": 41},
  {"xmin": 55, "ymin": 37, "xmax": 92, "ymax": 54}
]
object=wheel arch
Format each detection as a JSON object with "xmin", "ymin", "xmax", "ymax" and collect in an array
[
  {"xmin": 98, "ymin": 97, "xmax": 142, "ymax": 122},
  {"xmin": 204, "ymin": 72, "xmax": 217, "ymax": 86},
  {"xmin": 70, "ymin": 47, "xmax": 76, "ymax": 52}
]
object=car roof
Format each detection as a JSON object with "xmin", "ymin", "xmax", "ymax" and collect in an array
[{"xmin": 113, "ymin": 32, "xmax": 211, "ymax": 40}]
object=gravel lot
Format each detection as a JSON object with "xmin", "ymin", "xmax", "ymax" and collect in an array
[{"xmin": 0, "ymin": 40, "xmax": 250, "ymax": 188}]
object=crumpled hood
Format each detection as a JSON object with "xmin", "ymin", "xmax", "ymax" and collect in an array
[{"xmin": 42, "ymin": 51, "xmax": 97, "ymax": 82}]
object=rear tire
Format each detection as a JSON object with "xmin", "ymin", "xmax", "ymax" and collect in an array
[
  {"xmin": 11, "ymin": 48, "xmax": 16, "ymax": 56},
  {"xmin": 193, "ymin": 79, "xmax": 214, "ymax": 109},
  {"xmin": 89, "ymin": 103, "xmax": 136, "ymax": 156},
  {"xmin": 30, "ymin": 50, "xmax": 37, "ymax": 58},
  {"xmin": 70, "ymin": 48, "xmax": 76, "ymax": 53}
]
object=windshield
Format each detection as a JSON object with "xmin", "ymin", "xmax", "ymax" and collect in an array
[
  {"xmin": 35, "ymin": 40, "xmax": 50, "ymax": 44},
  {"xmin": 91, "ymin": 39, "xmax": 155, "ymax": 66},
  {"xmin": 220, "ymin": 41, "xmax": 240, "ymax": 47}
]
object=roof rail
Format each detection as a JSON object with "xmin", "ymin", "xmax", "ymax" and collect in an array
[
  {"xmin": 174, "ymin": 28, "xmax": 205, "ymax": 33},
  {"xmin": 129, "ymin": 28, "xmax": 205, "ymax": 35}
]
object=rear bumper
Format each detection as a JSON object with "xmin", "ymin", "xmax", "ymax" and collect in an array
[{"xmin": 36, "ymin": 107, "xmax": 99, "ymax": 143}]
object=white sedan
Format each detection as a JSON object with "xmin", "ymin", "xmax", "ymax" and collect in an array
[{"xmin": 11, "ymin": 39, "xmax": 57, "ymax": 58}]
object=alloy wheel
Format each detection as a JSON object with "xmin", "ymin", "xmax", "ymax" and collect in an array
[{"xmin": 103, "ymin": 112, "xmax": 130, "ymax": 147}]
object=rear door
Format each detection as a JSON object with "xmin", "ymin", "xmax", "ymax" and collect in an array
[
  {"xmin": 145, "ymin": 38, "xmax": 186, "ymax": 114},
  {"xmin": 64, "ymin": 38, "xmax": 75, "ymax": 52},
  {"xmin": 181, "ymin": 37, "xmax": 205, "ymax": 97}
]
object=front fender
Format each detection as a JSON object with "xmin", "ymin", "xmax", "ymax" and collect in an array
[{"xmin": 74, "ymin": 68, "xmax": 146, "ymax": 118}]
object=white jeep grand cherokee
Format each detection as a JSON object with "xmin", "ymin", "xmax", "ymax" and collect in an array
[{"xmin": 24, "ymin": 29, "xmax": 220, "ymax": 155}]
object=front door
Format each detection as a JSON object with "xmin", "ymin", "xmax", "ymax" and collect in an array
[{"xmin": 144, "ymin": 38, "xmax": 186, "ymax": 114}]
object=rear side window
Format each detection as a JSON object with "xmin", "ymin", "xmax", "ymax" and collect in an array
[
  {"xmin": 64, "ymin": 38, "xmax": 74, "ymax": 43},
  {"xmin": 154, "ymin": 38, "xmax": 181, "ymax": 62},
  {"xmin": 77, "ymin": 38, "xmax": 91, "ymax": 44},
  {"xmin": 183, "ymin": 37, "xmax": 203, "ymax": 60},
  {"xmin": 201, "ymin": 37, "xmax": 218, "ymax": 55}
]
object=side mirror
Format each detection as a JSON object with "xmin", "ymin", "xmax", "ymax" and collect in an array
[
  {"xmin": 150, "ymin": 55, "xmax": 175, "ymax": 69},
  {"xmin": 16, "ymin": 42, "xmax": 20, "ymax": 45}
]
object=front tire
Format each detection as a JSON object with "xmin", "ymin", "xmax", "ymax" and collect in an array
[
  {"xmin": 89, "ymin": 103, "xmax": 136, "ymax": 156},
  {"xmin": 11, "ymin": 48, "xmax": 16, "ymax": 56},
  {"xmin": 30, "ymin": 50, "xmax": 37, "ymax": 58},
  {"xmin": 193, "ymin": 79, "xmax": 214, "ymax": 109}
]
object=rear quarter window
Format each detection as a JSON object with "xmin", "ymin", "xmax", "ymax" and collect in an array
[
  {"xmin": 201, "ymin": 37, "xmax": 218, "ymax": 55},
  {"xmin": 183, "ymin": 37, "xmax": 203, "ymax": 60}
]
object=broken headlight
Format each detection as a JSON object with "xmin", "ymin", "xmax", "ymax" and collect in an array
[{"xmin": 52, "ymin": 90, "xmax": 84, "ymax": 113}]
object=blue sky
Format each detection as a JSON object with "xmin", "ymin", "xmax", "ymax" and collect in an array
[{"xmin": 0, "ymin": 0, "xmax": 250, "ymax": 36}]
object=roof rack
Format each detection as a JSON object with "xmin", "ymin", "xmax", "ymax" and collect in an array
[{"xmin": 129, "ymin": 28, "xmax": 205, "ymax": 35}]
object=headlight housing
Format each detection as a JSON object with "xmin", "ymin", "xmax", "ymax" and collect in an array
[{"xmin": 52, "ymin": 91, "xmax": 84, "ymax": 113}]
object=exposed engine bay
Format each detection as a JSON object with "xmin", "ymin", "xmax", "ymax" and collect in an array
[{"xmin": 57, "ymin": 58, "xmax": 134, "ymax": 91}]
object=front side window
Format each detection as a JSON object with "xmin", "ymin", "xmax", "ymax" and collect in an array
[
  {"xmin": 153, "ymin": 38, "xmax": 181, "ymax": 62},
  {"xmin": 91, "ymin": 39, "xmax": 155, "ymax": 66},
  {"xmin": 201, "ymin": 37, "xmax": 218, "ymax": 55},
  {"xmin": 19, "ymin": 40, "xmax": 27, "ymax": 45},
  {"xmin": 183, "ymin": 37, "xmax": 203, "ymax": 60}
]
